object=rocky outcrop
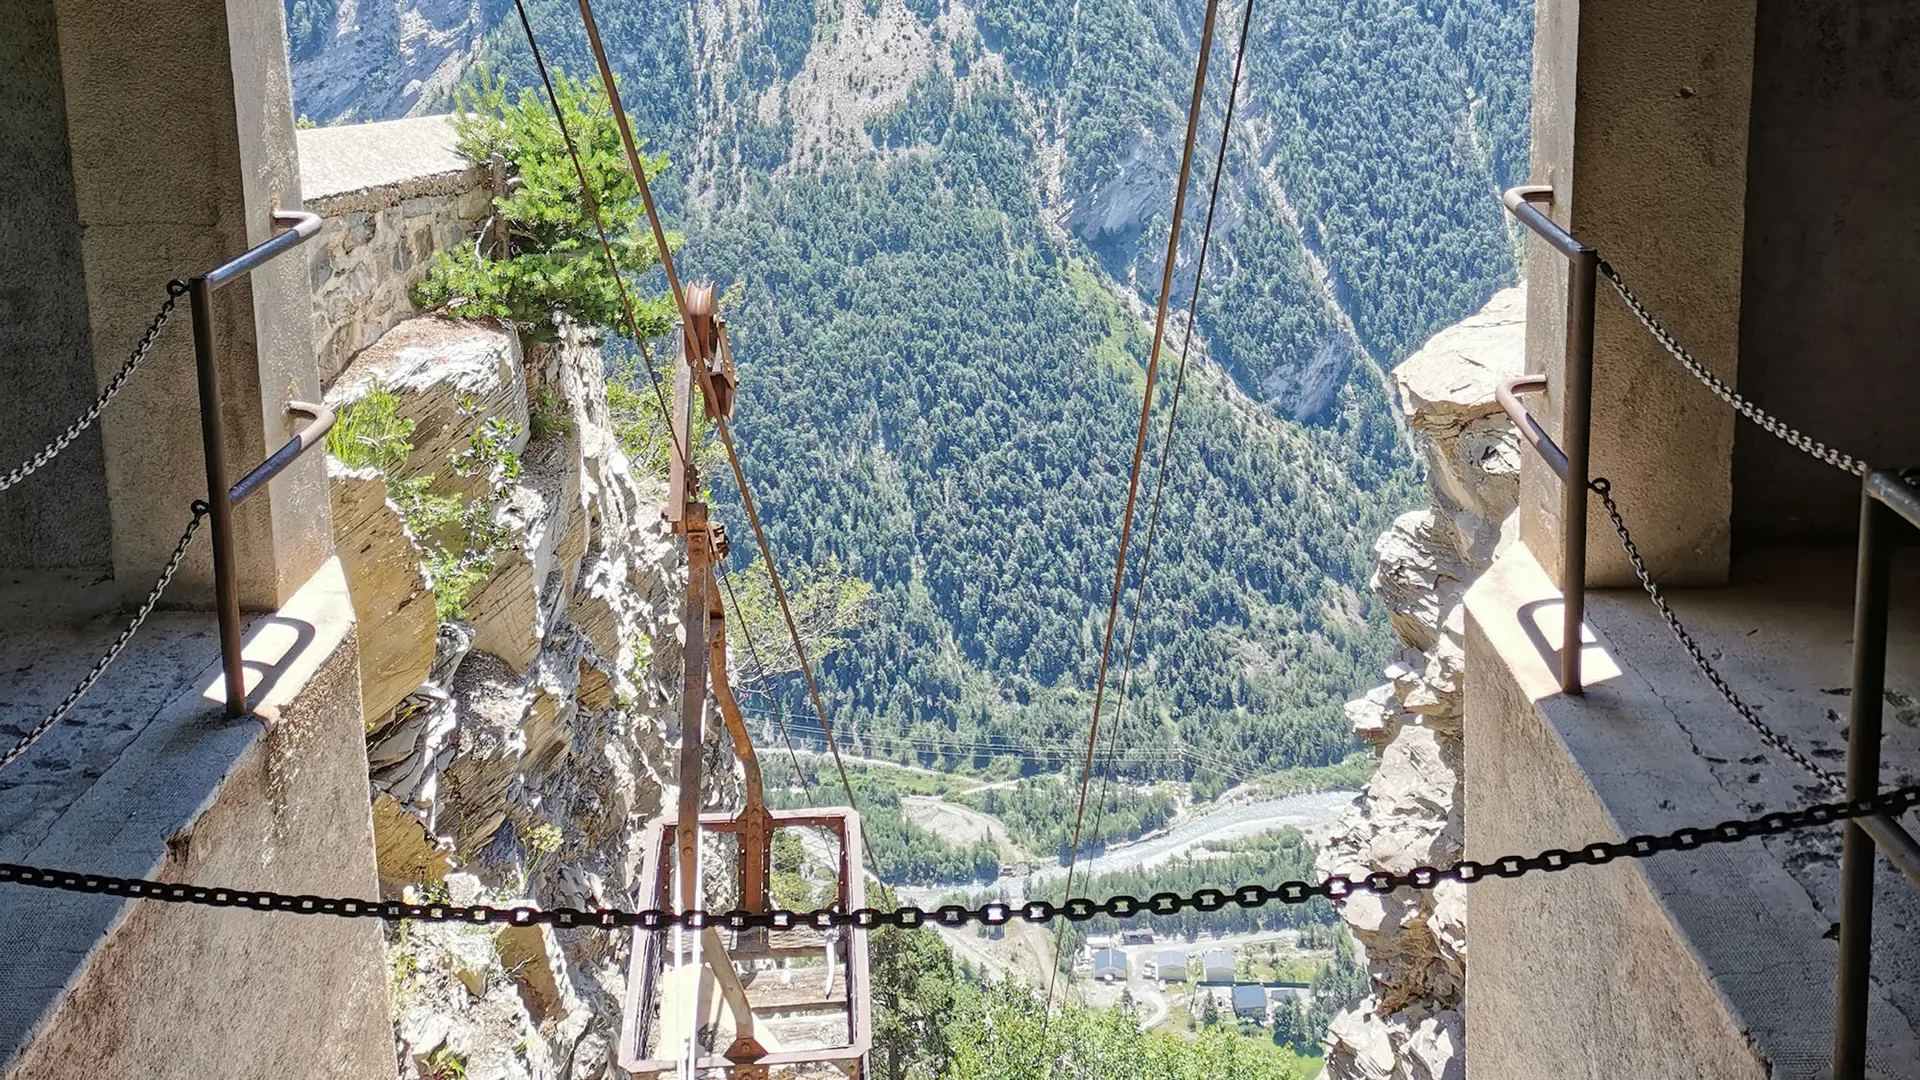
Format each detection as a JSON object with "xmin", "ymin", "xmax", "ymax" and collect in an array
[
  {"xmin": 321, "ymin": 313, "xmax": 703, "ymax": 1080},
  {"xmin": 1316, "ymin": 286, "xmax": 1524, "ymax": 1080},
  {"xmin": 290, "ymin": 0, "xmax": 485, "ymax": 125}
]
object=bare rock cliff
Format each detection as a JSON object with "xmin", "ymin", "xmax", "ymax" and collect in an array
[
  {"xmin": 1315, "ymin": 285, "xmax": 1525, "ymax": 1080},
  {"xmin": 321, "ymin": 315, "xmax": 711, "ymax": 1080}
]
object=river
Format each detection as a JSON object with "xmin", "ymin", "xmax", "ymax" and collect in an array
[{"xmin": 897, "ymin": 788, "xmax": 1357, "ymax": 904}]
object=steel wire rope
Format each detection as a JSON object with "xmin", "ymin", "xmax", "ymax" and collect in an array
[
  {"xmin": 1087, "ymin": 0, "xmax": 1260, "ymax": 887},
  {"xmin": 506, "ymin": 0, "xmax": 689, "ymax": 473},
  {"xmin": 718, "ymin": 567, "xmax": 830, "ymax": 822},
  {"xmin": 565, "ymin": 0, "xmax": 884, "ymax": 888},
  {"xmin": 1044, "ymin": 0, "xmax": 1224, "ymax": 1033}
]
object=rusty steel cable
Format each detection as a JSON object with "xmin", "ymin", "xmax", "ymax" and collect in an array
[
  {"xmin": 0, "ymin": 781, "xmax": 1911, "ymax": 930},
  {"xmin": 1046, "ymin": 0, "xmax": 1225, "ymax": 1025},
  {"xmin": 1090, "ymin": 0, "xmax": 1259, "ymax": 888},
  {"xmin": 562, "ymin": 0, "xmax": 882, "ymax": 887},
  {"xmin": 718, "ymin": 570, "xmax": 818, "ymax": 807},
  {"xmin": 506, "ymin": 0, "xmax": 688, "ymax": 472}
]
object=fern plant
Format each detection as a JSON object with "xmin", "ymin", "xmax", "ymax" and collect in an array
[{"xmin": 413, "ymin": 67, "xmax": 679, "ymax": 342}]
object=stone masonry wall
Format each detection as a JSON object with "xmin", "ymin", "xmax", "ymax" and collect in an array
[
  {"xmin": 1315, "ymin": 287, "xmax": 1525, "ymax": 1080},
  {"xmin": 299, "ymin": 115, "xmax": 490, "ymax": 385}
]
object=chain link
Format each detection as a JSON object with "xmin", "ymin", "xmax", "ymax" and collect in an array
[
  {"xmin": 1597, "ymin": 260, "xmax": 1865, "ymax": 477},
  {"xmin": 0, "ymin": 282, "xmax": 187, "ymax": 493},
  {"xmin": 1589, "ymin": 477, "xmax": 1843, "ymax": 792},
  {"xmin": 0, "ymin": 781, "xmax": 1911, "ymax": 931},
  {"xmin": 0, "ymin": 503, "xmax": 208, "ymax": 772}
]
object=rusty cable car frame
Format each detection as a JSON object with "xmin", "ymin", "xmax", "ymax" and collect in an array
[{"xmin": 618, "ymin": 285, "xmax": 872, "ymax": 1079}]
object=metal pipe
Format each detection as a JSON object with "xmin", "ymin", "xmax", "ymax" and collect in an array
[
  {"xmin": 1868, "ymin": 468, "xmax": 1920, "ymax": 530},
  {"xmin": 1503, "ymin": 185, "xmax": 1593, "ymax": 260},
  {"xmin": 203, "ymin": 211, "xmax": 322, "ymax": 290},
  {"xmin": 1834, "ymin": 476, "xmax": 1895, "ymax": 1080},
  {"xmin": 1561, "ymin": 248, "xmax": 1597, "ymax": 695},
  {"xmin": 188, "ymin": 209, "xmax": 324, "ymax": 718},
  {"xmin": 228, "ymin": 402, "xmax": 335, "ymax": 507},
  {"xmin": 189, "ymin": 277, "xmax": 246, "ymax": 718},
  {"xmin": 1496, "ymin": 376, "xmax": 1570, "ymax": 481},
  {"xmin": 1859, "ymin": 813, "xmax": 1920, "ymax": 889},
  {"xmin": 1500, "ymin": 186, "xmax": 1596, "ymax": 695}
]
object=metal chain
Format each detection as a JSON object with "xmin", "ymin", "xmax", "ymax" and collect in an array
[
  {"xmin": 0, "ymin": 781, "xmax": 1912, "ymax": 931},
  {"xmin": 0, "ymin": 282, "xmax": 188, "ymax": 493},
  {"xmin": 1597, "ymin": 260, "xmax": 1866, "ymax": 477},
  {"xmin": 0, "ymin": 503, "xmax": 208, "ymax": 772},
  {"xmin": 1589, "ymin": 477, "xmax": 1843, "ymax": 792}
]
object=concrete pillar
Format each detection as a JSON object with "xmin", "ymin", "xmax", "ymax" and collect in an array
[
  {"xmin": 0, "ymin": 0, "xmax": 113, "ymax": 574},
  {"xmin": 1521, "ymin": 0, "xmax": 1755, "ymax": 587},
  {"xmin": 51, "ymin": 0, "xmax": 332, "ymax": 609}
]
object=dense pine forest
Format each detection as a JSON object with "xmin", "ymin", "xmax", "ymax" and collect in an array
[{"xmin": 291, "ymin": 0, "xmax": 1528, "ymax": 785}]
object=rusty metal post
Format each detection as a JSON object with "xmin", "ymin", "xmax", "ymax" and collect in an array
[
  {"xmin": 1560, "ymin": 247, "xmax": 1596, "ymax": 695},
  {"xmin": 1834, "ymin": 474, "xmax": 1895, "ymax": 1080},
  {"xmin": 677, "ymin": 504, "xmax": 711, "ymax": 913},
  {"xmin": 188, "ymin": 276, "xmax": 246, "ymax": 718}
]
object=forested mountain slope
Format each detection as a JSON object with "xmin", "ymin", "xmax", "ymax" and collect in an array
[{"xmin": 291, "ymin": 0, "xmax": 1530, "ymax": 784}]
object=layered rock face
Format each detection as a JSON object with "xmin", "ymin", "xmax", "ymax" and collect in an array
[
  {"xmin": 1316, "ymin": 287, "xmax": 1525, "ymax": 1080},
  {"xmin": 321, "ymin": 315, "xmax": 704, "ymax": 1079}
]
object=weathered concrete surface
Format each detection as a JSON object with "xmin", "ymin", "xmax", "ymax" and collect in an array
[
  {"xmin": 1523, "ymin": 0, "xmax": 1753, "ymax": 587},
  {"xmin": 1463, "ymin": 545, "xmax": 1920, "ymax": 1079},
  {"xmin": 1734, "ymin": 1, "xmax": 1920, "ymax": 548},
  {"xmin": 0, "ymin": 0, "xmax": 109, "ymax": 572},
  {"xmin": 51, "ymin": 0, "xmax": 330, "ymax": 609},
  {"xmin": 298, "ymin": 115, "xmax": 490, "ymax": 384},
  {"xmin": 0, "ymin": 560, "xmax": 391, "ymax": 1079}
]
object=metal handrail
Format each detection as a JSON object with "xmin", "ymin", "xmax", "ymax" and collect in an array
[
  {"xmin": 1502, "ymin": 185, "xmax": 1596, "ymax": 694},
  {"xmin": 187, "ymin": 210, "xmax": 326, "ymax": 718},
  {"xmin": 1833, "ymin": 467, "xmax": 1920, "ymax": 1078},
  {"xmin": 1496, "ymin": 375, "xmax": 1569, "ymax": 481}
]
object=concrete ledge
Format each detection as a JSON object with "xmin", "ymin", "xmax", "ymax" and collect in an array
[
  {"xmin": 1462, "ymin": 545, "xmax": 1920, "ymax": 1079},
  {"xmin": 0, "ymin": 559, "xmax": 391, "ymax": 1079},
  {"xmin": 297, "ymin": 114, "xmax": 478, "ymax": 213}
]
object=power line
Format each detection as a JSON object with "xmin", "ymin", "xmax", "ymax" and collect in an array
[
  {"xmin": 1090, "ymin": 0, "xmax": 1261, "ymax": 890},
  {"xmin": 1047, "ymin": 0, "xmax": 1225, "ymax": 1029}
]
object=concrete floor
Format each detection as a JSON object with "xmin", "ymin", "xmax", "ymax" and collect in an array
[
  {"xmin": 1583, "ymin": 546, "xmax": 1920, "ymax": 1074},
  {"xmin": 0, "ymin": 571, "xmax": 229, "ymax": 861}
]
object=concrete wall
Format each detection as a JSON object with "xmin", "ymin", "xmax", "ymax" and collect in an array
[
  {"xmin": 51, "ymin": 0, "xmax": 331, "ymax": 610},
  {"xmin": 298, "ymin": 115, "xmax": 490, "ymax": 387},
  {"xmin": 1521, "ymin": 0, "xmax": 1754, "ymax": 587},
  {"xmin": 0, "ymin": 0, "xmax": 112, "ymax": 571},
  {"xmin": 0, "ymin": 561, "xmax": 390, "ymax": 1080},
  {"xmin": 1733, "ymin": 2, "xmax": 1920, "ymax": 549}
]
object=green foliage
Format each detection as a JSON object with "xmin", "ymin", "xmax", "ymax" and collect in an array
[
  {"xmin": 959, "ymin": 776, "xmax": 1176, "ymax": 863},
  {"xmin": 764, "ymin": 756, "xmax": 998, "ymax": 885},
  {"xmin": 529, "ymin": 389, "xmax": 572, "ymax": 441},
  {"xmin": 412, "ymin": 67, "xmax": 677, "ymax": 341},
  {"xmin": 1251, "ymin": 753, "xmax": 1376, "ymax": 799},
  {"xmin": 325, "ymin": 385, "xmax": 522, "ymax": 623},
  {"xmin": 325, "ymin": 382, "xmax": 415, "ymax": 474},
  {"xmin": 723, "ymin": 555, "xmax": 878, "ymax": 686},
  {"xmin": 1043, "ymin": 827, "xmax": 1338, "ymax": 945},
  {"xmin": 945, "ymin": 980, "xmax": 1310, "ymax": 1080},
  {"xmin": 692, "ymin": 125, "xmax": 1396, "ymax": 786}
]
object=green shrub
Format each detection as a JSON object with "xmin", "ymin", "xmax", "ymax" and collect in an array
[
  {"xmin": 325, "ymin": 382, "xmax": 415, "ymax": 474},
  {"xmin": 412, "ymin": 67, "xmax": 678, "ymax": 341}
]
